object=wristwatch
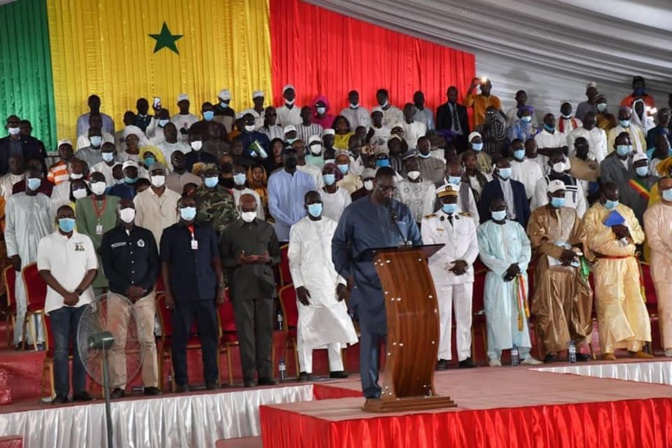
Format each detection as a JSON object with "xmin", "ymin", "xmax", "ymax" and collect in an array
[{"xmin": 218, "ymin": 282, "xmax": 225, "ymax": 290}]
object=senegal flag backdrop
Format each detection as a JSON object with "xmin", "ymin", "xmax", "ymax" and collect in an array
[{"xmin": 0, "ymin": 0, "xmax": 273, "ymax": 146}]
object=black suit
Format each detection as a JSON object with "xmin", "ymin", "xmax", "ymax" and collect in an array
[
  {"xmin": 436, "ymin": 102, "xmax": 470, "ymax": 153},
  {"xmin": 479, "ymin": 178, "xmax": 530, "ymax": 228},
  {"xmin": 0, "ymin": 136, "xmax": 45, "ymax": 175}
]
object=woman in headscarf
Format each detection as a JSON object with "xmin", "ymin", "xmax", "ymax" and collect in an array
[
  {"xmin": 139, "ymin": 145, "xmax": 168, "ymax": 171},
  {"xmin": 247, "ymin": 163, "xmax": 270, "ymax": 220},
  {"xmin": 121, "ymin": 125, "xmax": 150, "ymax": 162},
  {"xmin": 311, "ymin": 95, "xmax": 335, "ymax": 129}
]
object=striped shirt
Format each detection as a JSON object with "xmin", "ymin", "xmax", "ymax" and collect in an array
[
  {"xmin": 296, "ymin": 123, "xmax": 324, "ymax": 143},
  {"xmin": 47, "ymin": 161, "xmax": 69, "ymax": 185}
]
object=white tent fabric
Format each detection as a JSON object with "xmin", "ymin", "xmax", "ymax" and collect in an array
[{"xmin": 306, "ymin": 0, "xmax": 672, "ymax": 120}]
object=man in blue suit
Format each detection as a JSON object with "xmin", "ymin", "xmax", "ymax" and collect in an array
[{"xmin": 479, "ymin": 158, "xmax": 530, "ymax": 228}]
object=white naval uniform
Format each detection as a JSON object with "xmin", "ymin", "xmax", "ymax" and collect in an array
[{"xmin": 421, "ymin": 210, "xmax": 479, "ymax": 361}]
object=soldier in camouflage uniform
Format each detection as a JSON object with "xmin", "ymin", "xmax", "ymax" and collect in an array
[{"xmin": 195, "ymin": 166, "xmax": 238, "ymax": 237}]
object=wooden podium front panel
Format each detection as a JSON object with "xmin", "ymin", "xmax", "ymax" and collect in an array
[{"xmin": 373, "ymin": 248, "xmax": 440, "ymax": 400}]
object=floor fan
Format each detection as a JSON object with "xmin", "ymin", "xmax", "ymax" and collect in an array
[{"xmin": 77, "ymin": 293, "xmax": 145, "ymax": 448}]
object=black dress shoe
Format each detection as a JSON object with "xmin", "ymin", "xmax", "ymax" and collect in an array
[
  {"xmin": 72, "ymin": 391, "xmax": 95, "ymax": 402},
  {"xmin": 576, "ymin": 353, "xmax": 591, "ymax": 362},
  {"xmin": 175, "ymin": 384, "xmax": 190, "ymax": 393},
  {"xmin": 257, "ymin": 377, "xmax": 278, "ymax": 386},
  {"xmin": 109, "ymin": 388, "xmax": 125, "ymax": 399},
  {"xmin": 50, "ymin": 394, "xmax": 68, "ymax": 405},
  {"xmin": 544, "ymin": 354, "xmax": 556, "ymax": 364},
  {"xmin": 205, "ymin": 382, "xmax": 220, "ymax": 391},
  {"xmin": 144, "ymin": 387, "xmax": 162, "ymax": 396},
  {"xmin": 329, "ymin": 371, "xmax": 350, "ymax": 379},
  {"xmin": 243, "ymin": 381, "xmax": 255, "ymax": 388},
  {"xmin": 459, "ymin": 358, "xmax": 476, "ymax": 368},
  {"xmin": 435, "ymin": 359, "xmax": 449, "ymax": 371},
  {"xmin": 297, "ymin": 371, "xmax": 311, "ymax": 382}
]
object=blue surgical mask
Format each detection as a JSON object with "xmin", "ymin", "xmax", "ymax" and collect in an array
[
  {"xmin": 521, "ymin": 116, "xmax": 532, "ymax": 123},
  {"xmin": 58, "ymin": 218, "xmax": 75, "ymax": 233},
  {"xmin": 441, "ymin": 203, "xmax": 457, "ymax": 215},
  {"xmin": 448, "ymin": 176, "xmax": 461, "ymax": 185},
  {"xmin": 596, "ymin": 103, "xmax": 607, "ymax": 112},
  {"xmin": 662, "ymin": 188, "xmax": 672, "ymax": 202},
  {"xmin": 491, "ymin": 210, "xmax": 507, "ymax": 221},
  {"xmin": 604, "ymin": 199, "xmax": 619, "ymax": 210},
  {"xmin": 513, "ymin": 149, "xmax": 525, "ymax": 160},
  {"xmin": 619, "ymin": 120, "xmax": 630, "ymax": 128},
  {"xmin": 144, "ymin": 157, "xmax": 156, "ymax": 167},
  {"xmin": 635, "ymin": 166, "xmax": 649, "ymax": 177},
  {"xmin": 158, "ymin": 119, "xmax": 169, "ymax": 127},
  {"xmin": 27, "ymin": 178, "xmax": 41, "ymax": 191},
  {"xmin": 337, "ymin": 164, "xmax": 349, "ymax": 175},
  {"xmin": 220, "ymin": 101, "xmax": 229, "ymax": 109},
  {"xmin": 124, "ymin": 176, "xmax": 138, "ymax": 184},
  {"xmin": 179, "ymin": 206, "xmax": 197, "ymax": 221},
  {"xmin": 102, "ymin": 152, "xmax": 114, "ymax": 162},
  {"xmin": 544, "ymin": 124, "xmax": 555, "ymax": 133},
  {"xmin": 471, "ymin": 142, "xmax": 483, "ymax": 151},
  {"xmin": 233, "ymin": 173, "xmax": 246, "ymax": 186},
  {"xmin": 616, "ymin": 145, "xmax": 631, "ymax": 157},
  {"xmin": 204, "ymin": 177, "xmax": 219, "ymax": 188},
  {"xmin": 203, "ymin": 111, "xmax": 214, "ymax": 121},
  {"xmin": 286, "ymin": 138, "xmax": 298, "ymax": 145},
  {"xmin": 323, "ymin": 173, "xmax": 336, "ymax": 186},
  {"xmin": 550, "ymin": 197, "xmax": 566, "ymax": 208},
  {"xmin": 498, "ymin": 167, "xmax": 512, "ymax": 180},
  {"xmin": 376, "ymin": 159, "xmax": 391, "ymax": 167},
  {"xmin": 307, "ymin": 203, "xmax": 323, "ymax": 218},
  {"xmin": 90, "ymin": 136, "xmax": 102, "ymax": 147}
]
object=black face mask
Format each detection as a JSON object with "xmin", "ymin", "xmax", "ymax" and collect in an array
[
  {"xmin": 221, "ymin": 163, "xmax": 233, "ymax": 174},
  {"xmin": 285, "ymin": 158, "xmax": 298, "ymax": 170}
]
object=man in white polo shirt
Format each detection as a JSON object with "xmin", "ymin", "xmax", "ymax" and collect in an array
[{"xmin": 37, "ymin": 205, "xmax": 98, "ymax": 404}]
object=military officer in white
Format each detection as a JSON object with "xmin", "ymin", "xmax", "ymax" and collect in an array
[{"xmin": 421, "ymin": 184, "xmax": 479, "ymax": 369}]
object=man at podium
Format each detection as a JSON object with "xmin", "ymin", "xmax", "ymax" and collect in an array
[{"xmin": 332, "ymin": 166, "xmax": 422, "ymax": 399}]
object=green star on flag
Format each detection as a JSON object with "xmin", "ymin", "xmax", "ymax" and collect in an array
[{"xmin": 149, "ymin": 22, "xmax": 183, "ymax": 55}]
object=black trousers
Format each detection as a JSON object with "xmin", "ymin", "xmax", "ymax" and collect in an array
[
  {"xmin": 232, "ymin": 298, "xmax": 274, "ymax": 382},
  {"xmin": 171, "ymin": 299, "xmax": 219, "ymax": 386}
]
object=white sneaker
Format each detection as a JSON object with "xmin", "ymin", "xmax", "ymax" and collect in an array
[
  {"xmin": 521, "ymin": 356, "xmax": 543, "ymax": 365},
  {"xmin": 665, "ymin": 350, "xmax": 672, "ymax": 358},
  {"xmin": 488, "ymin": 359, "xmax": 502, "ymax": 367}
]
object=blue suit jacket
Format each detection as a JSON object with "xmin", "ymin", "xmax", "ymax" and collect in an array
[{"xmin": 479, "ymin": 178, "xmax": 530, "ymax": 228}]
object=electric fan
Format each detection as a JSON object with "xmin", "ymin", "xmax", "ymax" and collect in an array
[{"xmin": 77, "ymin": 293, "xmax": 145, "ymax": 448}]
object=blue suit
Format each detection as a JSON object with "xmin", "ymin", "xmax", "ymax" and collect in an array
[
  {"xmin": 479, "ymin": 178, "xmax": 530, "ymax": 228},
  {"xmin": 332, "ymin": 197, "xmax": 422, "ymax": 398}
]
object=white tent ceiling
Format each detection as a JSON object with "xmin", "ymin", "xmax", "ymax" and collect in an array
[{"xmin": 306, "ymin": 0, "xmax": 672, "ymax": 117}]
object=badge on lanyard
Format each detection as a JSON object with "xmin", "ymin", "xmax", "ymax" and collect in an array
[
  {"xmin": 96, "ymin": 223, "xmax": 103, "ymax": 235},
  {"xmin": 188, "ymin": 225, "xmax": 198, "ymax": 250},
  {"xmin": 191, "ymin": 239, "xmax": 198, "ymax": 250}
]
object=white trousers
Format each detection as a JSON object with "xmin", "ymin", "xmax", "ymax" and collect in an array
[
  {"xmin": 14, "ymin": 272, "xmax": 45, "ymax": 346},
  {"xmin": 436, "ymin": 282, "xmax": 473, "ymax": 361},
  {"xmin": 297, "ymin": 343, "xmax": 344, "ymax": 374}
]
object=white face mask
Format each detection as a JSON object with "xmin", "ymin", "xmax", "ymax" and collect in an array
[
  {"xmin": 241, "ymin": 211, "xmax": 256, "ymax": 222},
  {"xmin": 285, "ymin": 99, "xmax": 295, "ymax": 106},
  {"xmin": 119, "ymin": 208, "xmax": 136, "ymax": 224},
  {"xmin": 191, "ymin": 140, "xmax": 203, "ymax": 151},
  {"xmin": 407, "ymin": 170, "xmax": 421, "ymax": 180},
  {"xmin": 552, "ymin": 162, "xmax": 566, "ymax": 174},
  {"xmin": 73, "ymin": 188, "xmax": 87, "ymax": 200},
  {"xmin": 244, "ymin": 125, "xmax": 255, "ymax": 132},
  {"xmin": 349, "ymin": 103, "xmax": 359, "ymax": 109},
  {"xmin": 309, "ymin": 144, "xmax": 322, "ymax": 155},
  {"xmin": 364, "ymin": 180, "xmax": 374, "ymax": 191},
  {"xmin": 151, "ymin": 175, "xmax": 165, "ymax": 188},
  {"xmin": 90, "ymin": 181, "xmax": 107, "ymax": 196},
  {"xmin": 70, "ymin": 173, "xmax": 83, "ymax": 180},
  {"xmin": 8, "ymin": 127, "xmax": 20, "ymax": 136},
  {"xmin": 316, "ymin": 107, "xmax": 326, "ymax": 115}
]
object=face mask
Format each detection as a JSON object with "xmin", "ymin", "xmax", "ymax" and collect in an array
[
  {"xmin": 407, "ymin": 170, "xmax": 421, "ymax": 180},
  {"xmin": 158, "ymin": 119, "xmax": 169, "ymax": 128},
  {"xmin": 635, "ymin": 166, "xmax": 649, "ymax": 177},
  {"xmin": 119, "ymin": 208, "xmax": 136, "ymax": 224},
  {"xmin": 552, "ymin": 162, "xmax": 566, "ymax": 174},
  {"xmin": 233, "ymin": 173, "xmax": 246, "ymax": 186},
  {"xmin": 286, "ymin": 138, "xmax": 297, "ymax": 145},
  {"xmin": 376, "ymin": 159, "xmax": 391, "ymax": 168},
  {"xmin": 521, "ymin": 116, "xmax": 532, "ymax": 123},
  {"xmin": 27, "ymin": 178, "xmax": 42, "ymax": 191},
  {"xmin": 191, "ymin": 140, "xmax": 203, "ymax": 151},
  {"xmin": 179, "ymin": 206, "xmax": 197, "ymax": 221},
  {"xmin": 241, "ymin": 211, "xmax": 256, "ymax": 223},
  {"xmin": 364, "ymin": 180, "xmax": 374, "ymax": 191},
  {"xmin": 90, "ymin": 136, "xmax": 102, "ymax": 147},
  {"xmin": 309, "ymin": 144, "xmax": 322, "ymax": 155},
  {"xmin": 596, "ymin": 103, "xmax": 607, "ymax": 112},
  {"xmin": 604, "ymin": 199, "xmax": 619, "ymax": 210},
  {"xmin": 115, "ymin": 178, "xmax": 124, "ymax": 185},
  {"xmin": 307, "ymin": 203, "xmax": 323, "ymax": 218},
  {"xmin": 91, "ymin": 181, "xmax": 106, "ymax": 196},
  {"xmin": 497, "ymin": 167, "xmax": 512, "ymax": 180},
  {"xmin": 561, "ymin": 113, "xmax": 572, "ymax": 119},
  {"xmin": 204, "ymin": 177, "xmax": 219, "ymax": 188},
  {"xmin": 8, "ymin": 127, "xmax": 20, "ymax": 136},
  {"xmin": 203, "ymin": 111, "xmax": 214, "ymax": 121},
  {"xmin": 323, "ymin": 173, "xmax": 336, "ymax": 186},
  {"xmin": 316, "ymin": 107, "xmax": 326, "ymax": 115},
  {"xmin": 550, "ymin": 197, "xmax": 566, "ymax": 208},
  {"xmin": 70, "ymin": 173, "xmax": 83, "ymax": 180},
  {"xmin": 151, "ymin": 175, "xmax": 165, "ymax": 188},
  {"xmin": 441, "ymin": 203, "xmax": 457, "ymax": 215},
  {"xmin": 144, "ymin": 157, "xmax": 156, "ymax": 167},
  {"xmin": 244, "ymin": 125, "xmax": 255, "ymax": 133},
  {"xmin": 619, "ymin": 120, "xmax": 630, "ymax": 128},
  {"xmin": 662, "ymin": 188, "xmax": 672, "ymax": 202},
  {"xmin": 513, "ymin": 149, "xmax": 525, "ymax": 160},
  {"xmin": 380, "ymin": 100, "xmax": 389, "ymax": 108},
  {"xmin": 544, "ymin": 124, "xmax": 555, "ymax": 133},
  {"xmin": 219, "ymin": 101, "xmax": 229, "ymax": 109},
  {"xmin": 58, "ymin": 218, "xmax": 76, "ymax": 233},
  {"xmin": 471, "ymin": 142, "xmax": 483, "ymax": 151},
  {"xmin": 418, "ymin": 152, "xmax": 431, "ymax": 159},
  {"xmin": 491, "ymin": 210, "xmax": 507, "ymax": 221},
  {"xmin": 349, "ymin": 103, "xmax": 359, "ymax": 109},
  {"xmin": 125, "ymin": 176, "xmax": 138, "ymax": 184},
  {"xmin": 616, "ymin": 145, "xmax": 631, "ymax": 157},
  {"xmin": 448, "ymin": 176, "xmax": 461, "ymax": 185},
  {"xmin": 285, "ymin": 99, "xmax": 295, "ymax": 106},
  {"xmin": 102, "ymin": 152, "xmax": 114, "ymax": 162},
  {"xmin": 337, "ymin": 164, "xmax": 349, "ymax": 174}
]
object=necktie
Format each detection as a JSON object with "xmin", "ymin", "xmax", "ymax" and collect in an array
[
  {"xmin": 451, "ymin": 104, "xmax": 461, "ymax": 133},
  {"xmin": 447, "ymin": 215, "xmax": 453, "ymax": 226}
]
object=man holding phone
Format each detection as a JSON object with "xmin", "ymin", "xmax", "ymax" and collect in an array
[{"xmin": 464, "ymin": 77, "xmax": 502, "ymax": 127}]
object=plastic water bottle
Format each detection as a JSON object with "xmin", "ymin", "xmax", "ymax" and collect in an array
[
  {"xmin": 279, "ymin": 359, "xmax": 286, "ymax": 382},
  {"xmin": 276, "ymin": 311, "xmax": 284, "ymax": 331},
  {"xmin": 511, "ymin": 345, "xmax": 520, "ymax": 366},
  {"xmin": 569, "ymin": 340, "xmax": 577, "ymax": 363}
]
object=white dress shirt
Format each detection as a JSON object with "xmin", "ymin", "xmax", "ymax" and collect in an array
[
  {"xmin": 510, "ymin": 159, "xmax": 544, "ymax": 199},
  {"xmin": 276, "ymin": 104, "xmax": 302, "ymax": 127}
]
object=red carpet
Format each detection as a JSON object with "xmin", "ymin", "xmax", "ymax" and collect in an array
[{"xmin": 260, "ymin": 365, "xmax": 672, "ymax": 448}]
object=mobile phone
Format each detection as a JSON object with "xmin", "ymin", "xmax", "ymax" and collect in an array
[{"xmin": 153, "ymin": 97, "xmax": 161, "ymax": 109}]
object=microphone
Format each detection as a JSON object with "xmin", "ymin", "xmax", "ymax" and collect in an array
[{"xmin": 388, "ymin": 205, "xmax": 409, "ymax": 246}]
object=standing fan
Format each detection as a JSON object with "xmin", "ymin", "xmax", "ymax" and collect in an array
[{"xmin": 77, "ymin": 293, "xmax": 145, "ymax": 448}]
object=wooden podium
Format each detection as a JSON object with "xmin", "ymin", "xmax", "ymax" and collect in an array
[{"xmin": 362, "ymin": 244, "xmax": 458, "ymax": 413}]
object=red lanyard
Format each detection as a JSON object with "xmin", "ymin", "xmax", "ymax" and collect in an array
[{"xmin": 91, "ymin": 196, "xmax": 107, "ymax": 219}]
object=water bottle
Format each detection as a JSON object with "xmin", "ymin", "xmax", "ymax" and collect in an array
[
  {"xmin": 569, "ymin": 340, "xmax": 577, "ymax": 363},
  {"xmin": 279, "ymin": 358, "xmax": 286, "ymax": 382},
  {"xmin": 276, "ymin": 310, "xmax": 284, "ymax": 331},
  {"xmin": 511, "ymin": 345, "xmax": 520, "ymax": 366}
]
